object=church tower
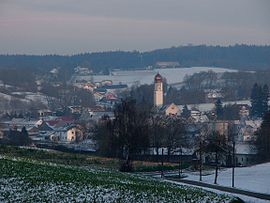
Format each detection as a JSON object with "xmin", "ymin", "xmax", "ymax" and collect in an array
[{"xmin": 154, "ymin": 73, "xmax": 163, "ymax": 107}]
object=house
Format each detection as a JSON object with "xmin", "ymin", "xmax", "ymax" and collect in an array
[
  {"xmin": 46, "ymin": 116, "xmax": 74, "ymax": 128},
  {"xmin": 208, "ymin": 121, "xmax": 229, "ymax": 139},
  {"xmin": 97, "ymin": 92, "xmax": 119, "ymax": 109},
  {"xmin": 50, "ymin": 68, "xmax": 59, "ymax": 76},
  {"xmin": 94, "ymin": 87, "xmax": 107, "ymax": 94},
  {"xmin": 37, "ymin": 121, "xmax": 54, "ymax": 132},
  {"xmin": 239, "ymin": 105, "xmax": 250, "ymax": 118},
  {"xmin": 102, "ymin": 84, "xmax": 128, "ymax": 94},
  {"xmin": 27, "ymin": 126, "xmax": 39, "ymax": 136},
  {"xmin": 101, "ymin": 80, "xmax": 113, "ymax": 86},
  {"xmin": 188, "ymin": 108, "xmax": 209, "ymax": 123},
  {"xmin": 50, "ymin": 125, "xmax": 84, "ymax": 143},
  {"xmin": 74, "ymin": 66, "xmax": 91, "ymax": 75},
  {"xmin": 67, "ymin": 106, "xmax": 82, "ymax": 114},
  {"xmin": 38, "ymin": 109, "xmax": 52, "ymax": 117},
  {"xmin": 83, "ymin": 82, "xmax": 96, "ymax": 92},
  {"xmin": 237, "ymin": 119, "xmax": 262, "ymax": 142},
  {"xmin": 66, "ymin": 126, "xmax": 77, "ymax": 142},
  {"xmin": 159, "ymin": 103, "xmax": 181, "ymax": 116},
  {"xmin": 93, "ymin": 92, "xmax": 104, "ymax": 102},
  {"xmin": 156, "ymin": 61, "xmax": 180, "ymax": 69},
  {"xmin": 235, "ymin": 143, "xmax": 257, "ymax": 166},
  {"xmin": 205, "ymin": 89, "xmax": 223, "ymax": 102}
]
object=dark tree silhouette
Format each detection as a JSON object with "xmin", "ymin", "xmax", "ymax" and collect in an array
[
  {"xmin": 215, "ymin": 99, "xmax": 223, "ymax": 120},
  {"xmin": 251, "ymin": 83, "xmax": 269, "ymax": 118},
  {"xmin": 94, "ymin": 98, "xmax": 150, "ymax": 171},
  {"xmin": 181, "ymin": 105, "xmax": 191, "ymax": 119},
  {"xmin": 256, "ymin": 111, "xmax": 270, "ymax": 162},
  {"xmin": 262, "ymin": 84, "xmax": 269, "ymax": 114}
]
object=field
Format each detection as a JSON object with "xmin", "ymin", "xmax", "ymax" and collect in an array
[
  {"xmin": 0, "ymin": 146, "xmax": 239, "ymax": 202},
  {"xmin": 78, "ymin": 67, "xmax": 237, "ymax": 87}
]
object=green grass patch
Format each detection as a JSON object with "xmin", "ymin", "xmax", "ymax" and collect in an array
[{"xmin": 0, "ymin": 157, "xmax": 236, "ymax": 202}]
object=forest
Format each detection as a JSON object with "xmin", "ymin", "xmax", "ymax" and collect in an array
[{"xmin": 0, "ymin": 45, "xmax": 269, "ymax": 74}]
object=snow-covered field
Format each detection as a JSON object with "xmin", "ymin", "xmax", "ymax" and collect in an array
[
  {"xmin": 0, "ymin": 91, "xmax": 49, "ymax": 111},
  {"xmin": 183, "ymin": 162, "xmax": 270, "ymax": 195},
  {"xmin": 77, "ymin": 67, "xmax": 237, "ymax": 87},
  {"xmin": 0, "ymin": 157, "xmax": 236, "ymax": 203}
]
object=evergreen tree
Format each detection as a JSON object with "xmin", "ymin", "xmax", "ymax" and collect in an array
[
  {"xmin": 20, "ymin": 127, "xmax": 31, "ymax": 146},
  {"xmin": 215, "ymin": 99, "xmax": 223, "ymax": 120},
  {"xmin": 181, "ymin": 105, "xmax": 191, "ymax": 119},
  {"xmin": 262, "ymin": 84, "xmax": 269, "ymax": 115},
  {"xmin": 256, "ymin": 111, "xmax": 270, "ymax": 161},
  {"xmin": 251, "ymin": 83, "xmax": 259, "ymax": 117},
  {"xmin": 251, "ymin": 83, "xmax": 268, "ymax": 118}
]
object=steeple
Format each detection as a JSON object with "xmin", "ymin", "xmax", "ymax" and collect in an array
[{"xmin": 154, "ymin": 73, "xmax": 163, "ymax": 107}]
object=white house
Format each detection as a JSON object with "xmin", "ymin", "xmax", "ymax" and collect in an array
[{"xmin": 235, "ymin": 143, "xmax": 257, "ymax": 166}]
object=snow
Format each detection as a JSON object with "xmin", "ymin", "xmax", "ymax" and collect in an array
[
  {"xmin": 0, "ymin": 157, "xmax": 235, "ymax": 203},
  {"xmin": 235, "ymin": 143, "xmax": 257, "ymax": 155},
  {"xmin": 178, "ymin": 100, "xmax": 251, "ymax": 112},
  {"xmin": 166, "ymin": 180, "xmax": 270, "ymax": 203},
  {"xmin": 77, "ymin": 67, "xmax": 237, "ymax": 87},
  {"xmin": 183, "ymin": 162, "xmax": 270, "ymax": 195}
]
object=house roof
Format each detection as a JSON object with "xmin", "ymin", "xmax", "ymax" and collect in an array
[
  {"xmin": 235, "ymin": 143, "xmax": 257, "ymax": 155},
  {"xmin": 103, "ymin": 84, "xmax": 128, "ymax": 89},
  {"xmin": 105, "ymin": 93, "xmax": 118, "ymax": 100},
  {"xmin": 38, "ymin": 121, "xmax": 53, "ymax": 131},
  {"xmin": 154, "ymin": 73, "xmax": 163, "ymax": 82},
  {"xmin": 94, "ymin": 88, "xmax": 107, "ymax": 93}
]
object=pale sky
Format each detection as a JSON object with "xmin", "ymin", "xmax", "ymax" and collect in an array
[{"xmin": 0, "ymin": 0, "xmax": 270, "ymax": 54}]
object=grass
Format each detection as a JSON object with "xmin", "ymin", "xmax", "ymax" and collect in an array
[
  {"xmin": 0, "ymin": 144, "xmax": 187, "ymax": 172},
  {"xmin": 0, "ymin": 157, "xmax": 236, "ymax": 202},
  {"xmin": 0, "ymin": 144, "xmax": 241, "ymax": 202},
  {"xmin": 134, "ymin": 161, "xmax": 190, "ymax": 172}
]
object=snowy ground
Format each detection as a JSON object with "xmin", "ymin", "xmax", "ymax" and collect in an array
[
  {"xmin": 0, "ymin": 157, "xmax": 235, "ymax": 203},
  {"xmin": 166, "ymin": 180, "xmax": 269, "ymax": 203},
  {"xmin": 77, "ymin": 67, "xmax": 237, "ymax": 87},
  {"xmin": 183, "ymin": 162, "xmax": 270, "ymax": 195}
]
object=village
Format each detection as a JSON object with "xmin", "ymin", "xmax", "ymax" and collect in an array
[{"xmin": 0, "ymin": 64, "xmax": 266, "ymax": 169}]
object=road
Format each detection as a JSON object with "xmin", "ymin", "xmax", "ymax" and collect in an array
[{"xmin": 139, "ymin": 171, "xmax": 270, "ymax": 202}]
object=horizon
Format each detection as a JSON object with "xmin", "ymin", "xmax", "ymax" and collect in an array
[
  {"xmin": 1, "ymin": 43, "xmax": 270, "ymax": 56},
  {"xmin": 1, "ymin": 0, "xmax": 270, "ymax": 55}
]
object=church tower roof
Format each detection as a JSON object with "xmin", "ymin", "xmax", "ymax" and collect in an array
[{"xmin": 154, "ymin": 73, "xmax": 163, "ymax": 82}]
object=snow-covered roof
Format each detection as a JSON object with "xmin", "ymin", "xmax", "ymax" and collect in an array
[
  {"xmin": 235, "ymin": 143, "xmax": 257, "ymax": 155},
  {"xmin": 245, "ymin": 120, "xmax": 262, "ymax": 129}
]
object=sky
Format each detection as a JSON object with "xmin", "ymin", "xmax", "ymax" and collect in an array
[{"xmin": 0, "ymin": 0, "xmax": 270, "ymax": 55}]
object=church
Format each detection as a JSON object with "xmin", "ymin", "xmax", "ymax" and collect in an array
[{"xmin": 153, "ymin": 73, "xmax": 181, "ymax": 116}]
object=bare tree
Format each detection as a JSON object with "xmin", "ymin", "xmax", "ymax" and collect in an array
[{"xmin": 164, "ymin": 116, "xmax": 186, "ymax": 157}]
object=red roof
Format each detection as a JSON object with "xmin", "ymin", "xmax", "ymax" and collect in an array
[{"xmin": 46, "ymin": 116, "xmax": 74, "ymax": 127}]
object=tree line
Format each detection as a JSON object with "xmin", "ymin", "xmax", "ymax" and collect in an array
[
  {"xmin": 1, "ymin": 45, "xmax": 270, "ymax": 74},
  {"xmin": 94, "ymin": 98, "xmax": 188, "ymax": 171}
]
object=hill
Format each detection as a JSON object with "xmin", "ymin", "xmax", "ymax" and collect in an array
[
  {"xmin": 0, "ymin": 146, "xmax": 239, "ymax": 202},
  {"xmin": 0, "ymin": 45, "xmax": 269, "ymax": 74}
]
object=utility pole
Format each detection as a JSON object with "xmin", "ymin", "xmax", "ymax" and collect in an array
[
  {"xmin": 179, "ymin": 147, "xmax": 182, "ymax": 179},
  {"xmin": 214, "ymin": 141, "xmax": 218, "ymax": 184},
  {"xmin": 232, "ymin": 140, "xmax": 235, "ymax": 187},
  {"xmin": 180, "ymin": 147, "xmax": 183, "ymax": 175},
  {"xmin": 199, "ymin": 140, "xmax": 202, "ymax": 181},
  {"xmin": 161, "ymin": 148, "xmax": 164, "ymax": 178}
]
